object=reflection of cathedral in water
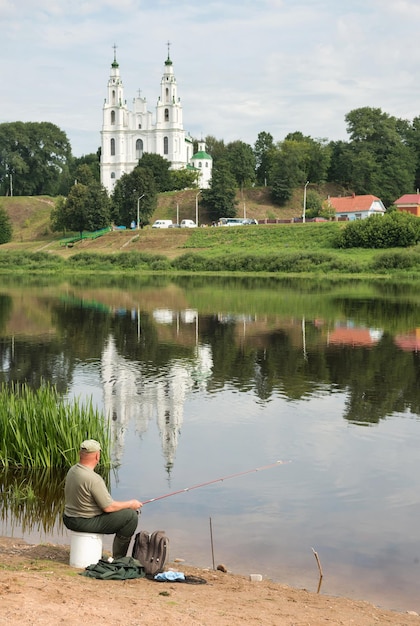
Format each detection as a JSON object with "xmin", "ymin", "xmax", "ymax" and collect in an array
[{"xmin": 101, "ymin": 311, "xmax": 212, "ymax": 470}]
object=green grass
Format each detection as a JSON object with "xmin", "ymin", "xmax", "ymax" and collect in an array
[
  {"xmin": 183, "ymin": 222, "xmax": 342, "ymax": 251},
  {"xmin": 0, "ymin": 382, "xmax": 111, "ymax": 469},
  {"xmin": 0, "ymin": 218, "xmax": 420, "ymax": 279}
]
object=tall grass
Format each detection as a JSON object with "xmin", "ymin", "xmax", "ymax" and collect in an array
[{"xmin": 0, "ymin": 382, "xmax": 111, "ymax": 469}]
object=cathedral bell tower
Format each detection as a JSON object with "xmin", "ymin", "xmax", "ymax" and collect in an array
[
  {"xmin": 155, "ymin": 43, "xmax": 186, "ymax": 169},
  {"xmin": 100, "ymin": 44, "xmax": 194, "ymax": 196},
  {"xmin": 100, "ymin": 46, "xmax": 129, "ymax": 194}
]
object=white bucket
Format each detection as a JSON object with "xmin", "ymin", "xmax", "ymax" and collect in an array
[{"xmin": 69, "ymin": 531, "xmax": 103, "ymax": 569}]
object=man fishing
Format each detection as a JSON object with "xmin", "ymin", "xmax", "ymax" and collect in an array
[{"xmin": 63, "ymin": 439, "xmax": 142, "ymax": 559}]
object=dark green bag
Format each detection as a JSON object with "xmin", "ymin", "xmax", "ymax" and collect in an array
[{"xmin": 82, "ymin": 556, "xmax": 145, "ymax": 580}]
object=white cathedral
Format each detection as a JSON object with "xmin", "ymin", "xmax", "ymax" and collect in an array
[{"xmin": 100, "ymin": 47, "xmax": 212, "ymax": 194}]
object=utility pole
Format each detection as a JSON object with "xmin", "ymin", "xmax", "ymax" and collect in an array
[
  {"xmin": 137, "ymin": 194, "xmax": 145, "ymax": 230},
  {"xmin": 303, "ymin": 181, "xmax": 309, "ymax": 223},
  {"xmin": 195, "ymin": 190, "xmax": 202, "ymax": 227}
]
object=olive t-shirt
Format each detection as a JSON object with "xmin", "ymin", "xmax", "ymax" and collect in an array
[{"xmin": 64, "ymin": 463, "xmax": 113, "ymax": 518}]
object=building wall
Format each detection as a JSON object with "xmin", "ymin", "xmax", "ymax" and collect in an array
[{"xmin": 100, "ymin": 54, "xmax": 191, "ymax": 195}]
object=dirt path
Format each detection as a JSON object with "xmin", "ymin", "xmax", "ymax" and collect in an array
[{"xmin": 1, "ymin": 536, "xmax": 419, "ymax": 626}]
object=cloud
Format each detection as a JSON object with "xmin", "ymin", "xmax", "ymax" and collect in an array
[{"xmin": 2, "ymin": 1, "xmax": 420, "ymax": 156}]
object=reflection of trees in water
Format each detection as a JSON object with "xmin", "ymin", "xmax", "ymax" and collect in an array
[
  {"xmin": 0, "ymin": 467, "xmax": 111, "ymax": 535},
  {"xmin": 199, "ymin": 315, "xmax": 420, "ymax": 424},
  {"xmin": 326, "ymin": 335, "xmax": 420, "ymax": 424},
  {"xmin": 0, "ymin": 469, "xmax": 67, "ymax": 534},
  {"xmin": 0, "ymin": 293, "xmax": 12, "ymax": 332},
  {"xmin": 0, "ymin": 339, "xmax": 72, "ymax": 392},
  {"xmin": 1, "ymin": 285, "xmax": 420, "ymax": 430},
  {"xmin": 337, "ymin": 297, "xmax": 420, "ymax": 333}
]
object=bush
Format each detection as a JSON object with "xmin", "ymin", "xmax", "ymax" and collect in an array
[
  {"xmin": 370, "ymin": 250, "xmax": 420, "ymax": 270},
  {"xmin": 336, "ymin": 212, "xmax": 420, "ymax": 249},
  {"xmin": 0, "ymin": 206, "xmax": 12, "ymax": 244}
]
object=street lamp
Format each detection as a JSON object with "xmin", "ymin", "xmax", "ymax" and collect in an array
[
  {"xmin": 137, "ymin": 194, "xmax": 145, "ymax": 230},
  {"xmin": 303, "ymin": 181, "xmax": 309, "ymax": 223},
  {"xmin": 195, "ymin": 190, "xmax": 202, "ymax": 227}
]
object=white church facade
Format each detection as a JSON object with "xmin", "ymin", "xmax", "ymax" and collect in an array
[{"xmin": 100, "ymin": 48, "xmax": 212, "ymax": 194}]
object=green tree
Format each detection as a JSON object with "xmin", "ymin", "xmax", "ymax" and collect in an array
[
  {"xmin": 403, "ymin": 115, "xmax": 420, "ymax": 192},
  {"xmin": 271, "ymin": 171, "xmax": 294, "ymax": 205},
  {"xmin": 0, "ymin": 205, "xmax": 12, "ymax": 243},
  {"xmin": 111, "ymin": 166, "xmax": 157, "ymax": 227},
  {"xmin": 54, "ymin": 182, "xmax": 110, "ymax": 237},
  {"xmin": 334, "ymin": 107, "xmax": 417, "ymax": 206},
  {"xmin": 169, "ymin": 168, "xmax": 199, "ymax": 191},
  {"xmin": 0, "ymin": 121, "xmax": 72, "ymax": 196},
  {"xmin": 137, "ymin": 153, "xmax": 172, "ymax": 192},
  {"xmin": 254, "ymin": 131, "xmax": 275, "ymax": 185},
  {"xmin": 201, "ymin": 162, "xmax": 238, "ymax": 222},
  {"xmin": 203, "ymin": 136, "xmax": 226, "ymax": 165},
  {"xmin": 50, "ymin": 196, "xmax": 67, "ymax": 234},
  {"xmin": 225, "ymin": 140, "xmax": 256, "ymax": 188},
  {"xmin": 303, "ymin": 190, "xmax": 323, "ymax": 219},
  {"xmin": 270, "ymin": 140, "xmax": 308, "ymax": 205},
  {"xmin": 59, "ymin": 151, "xmax": 101, "ymax": 195}
]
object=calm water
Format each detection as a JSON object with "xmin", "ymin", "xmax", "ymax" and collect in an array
[{"xmin": 1, "ymin": 275, "xmax": 420, "ymax": 612}]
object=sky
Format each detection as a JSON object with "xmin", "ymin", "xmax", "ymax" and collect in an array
[{"xmin": 3, "ymin": 0, "xmax": 420, "ymax": 157}]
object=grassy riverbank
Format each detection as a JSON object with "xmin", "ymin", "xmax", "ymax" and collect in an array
[{"xmin": 1, "ymin": 195, "xmax": 420, "ymax": 278}]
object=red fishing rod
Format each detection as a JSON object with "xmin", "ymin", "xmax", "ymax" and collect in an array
[{"xmin": 142, "ymin": 460, "xmax": 290, "ymax": 505}]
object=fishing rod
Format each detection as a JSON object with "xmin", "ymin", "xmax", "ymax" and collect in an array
[{"xmin": 142, "ymin": 459, "xmax": 290, "ymax": 505}]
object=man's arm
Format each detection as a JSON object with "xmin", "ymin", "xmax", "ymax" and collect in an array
[{"xmin": 103, "ymin": 499, "xmax": 142, "ymax": 513}]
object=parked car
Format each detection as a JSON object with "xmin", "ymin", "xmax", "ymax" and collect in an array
[
  {"xmin": 180, "ymin": 219, "xmax": 197, "ymax": 228},
  {"xmin": 242, "ymin": 218, "xmax": 258, "ymax": 225},
  {"xmin": 152, "ymin": 220, "xmax": 173, "ymax": 228},
  {"xmin": 219, "ymin": 218, "xmax": 245, "ymax": 226},
  {"xmin": 168, "ymin": 223, "xmax": 181, "ymax": 228}
]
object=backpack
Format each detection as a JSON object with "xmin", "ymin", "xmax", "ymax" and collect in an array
[{"xmin": 132, "ymin": 530, "xmax": 169, "ymax": 577}]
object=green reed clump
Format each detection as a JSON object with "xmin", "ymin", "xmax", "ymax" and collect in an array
[{"xmin": 0, "ymin": 382, "xmax": 111, "ymax": 469}]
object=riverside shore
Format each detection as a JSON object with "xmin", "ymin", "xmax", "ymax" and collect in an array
[{"xmin": 1, "ymin": 536, "xmax": 419, "ymax": 626}]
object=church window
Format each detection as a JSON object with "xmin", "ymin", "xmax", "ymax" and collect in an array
[
  {"xmin": 136, "ymin": 139, "xmax": 144, "ymax": 159},
  {"xmin": 206, "ymin": 162, "xmax": 209, "ymax": 167},
  {"xmin": 110, "ymin": 138, "xmax": 115, "ymax": 156},
  {"xmin": 199, "ymin": 162, "xmax": 202, "ymax": 168},
  {"xmin": 111, "ymin": 172, "xmax": 115, "ymax": 179},
  {"xmin": 112, "ymin": 90, "xmax": 116, "ymax": 104},
  {"xmin": 111, "ymin": 110, "xmax": 116, "ymax": 124},
  {"xmin": 164, "ymin": 108, "xmax": 169, "ymax": 122},
  {"xmin": 164, "ymin": 137, "xmax": 169, "ymax": 154}
]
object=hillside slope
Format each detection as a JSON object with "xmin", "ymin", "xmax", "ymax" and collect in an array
[{"xmin": 0, "ymin": 183, "xmax": 346, "ymax": 247}]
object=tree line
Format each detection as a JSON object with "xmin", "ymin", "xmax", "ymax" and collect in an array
[{"xmin": 1, "ymin": 106, "xmax": 420, "ymax": 234}]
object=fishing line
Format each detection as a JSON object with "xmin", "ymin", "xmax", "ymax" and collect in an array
[{"xmin": 141, "ymin": 459, "xmax": 290, "ymax": 505}]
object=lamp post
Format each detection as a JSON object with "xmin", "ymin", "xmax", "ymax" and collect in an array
[
  {"xmin": 303, "ymin": 181, "xmax": 309, "ymax": 223},
  {"xmin": 195, "ymin": 190, "xmax": 202, "ymax": 227},
  {"xmin": 137, "ymin": 194, "xmax": 145, "ymax": 230}
]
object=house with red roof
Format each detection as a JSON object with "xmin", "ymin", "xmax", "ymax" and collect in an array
[
  {"xmin": 327, "ymin": 194, "xmax": 386, "ymax": 220},
  {"xmin": 393, "ymin": 194, "xmax": 420, "ymax": 217}
]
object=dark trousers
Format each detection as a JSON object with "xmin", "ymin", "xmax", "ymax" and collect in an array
[{"xmin": 63, "ymin": 510, "xmax": 139, "ymax": 559}]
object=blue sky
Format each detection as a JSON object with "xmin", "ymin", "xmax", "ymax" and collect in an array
[{"xmin": 3, "ymin": 0, "xmax": 420, "ymax": 156}]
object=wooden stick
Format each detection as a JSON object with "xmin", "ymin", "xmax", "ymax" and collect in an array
[
  {"xmin": 311, "ymin": 547, "xmax": 323, "ymax": 593},
  {"xmin": 209, "ymin": 517, "xmax": 215, "ymax": 570}
]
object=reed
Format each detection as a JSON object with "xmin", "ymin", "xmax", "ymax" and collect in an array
[{"xmin": 0, "ymin": 382, "xmax": 111, "ymax": 469}]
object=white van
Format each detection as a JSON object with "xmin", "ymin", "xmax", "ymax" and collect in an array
[
  {"xmin": 180, "ymin": 219, "xmax": 197, "ymax": 228},
  {"xmin": 152, "ymin": 220, "xmax": 173, "ymax": 229}
]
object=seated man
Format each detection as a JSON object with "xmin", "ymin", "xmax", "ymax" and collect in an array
[{"xmin": 63, "ymin": 439, "xmax": 142, "ymax": 559}]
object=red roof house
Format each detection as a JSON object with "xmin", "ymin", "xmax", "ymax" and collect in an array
[
  {"xmin": 393, "ymin": 194, "xmax": 420, "ymax": 217},
  {"xmin": 328, "ymin": 194, "xmax": 386, "ymax": 221}
]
